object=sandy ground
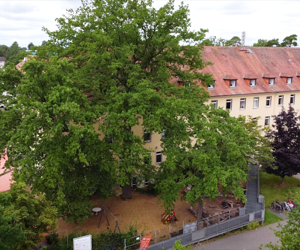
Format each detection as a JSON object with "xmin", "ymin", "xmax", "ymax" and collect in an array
[{"xmin": 57, "ymin": 190, "xmax": 243, "ymax": 236}]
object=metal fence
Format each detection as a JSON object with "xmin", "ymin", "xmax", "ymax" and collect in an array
[
  {"xmin": 123, "ymin": 208, "xmax": 242, "ymax": 249},
  {"xmin": 146, "ymin": 209, "xmax": 265, "ymax": 250},
  {"xmin": 124, "ymin": 165, "xmax": 264, "ymax": 250}
]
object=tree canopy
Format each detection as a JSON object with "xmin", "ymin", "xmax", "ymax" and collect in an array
[
  {"xmin": 0, "ymin": 182, "xmax": 57, "ymax": 250},
  {"xmin": 0, "ymin": 0, "xmax": 255, "ymax": 222},
  {"xmin": 262, "ymin": 196, "xmax": 300, "ymax": 250},
  {"xmin": 225, "ymin": 36, "xmax": 241, "ymax": 46},
  {"xmin": 281, "ymin": 34, "xmax": 298, "ymax": 47},
  {"xmin": 263, "ymin": 105, "xmax": 300, "ymax": 183}
]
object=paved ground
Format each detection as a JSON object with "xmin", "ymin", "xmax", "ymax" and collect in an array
[{"xmin": 193, "ymin": 210, "xmax": 287, "ymax": 250}]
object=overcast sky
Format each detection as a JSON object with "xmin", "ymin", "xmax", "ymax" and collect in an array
[{"xmin": 0, "ymin": 0, "xmax": 300, "ymax": 48}]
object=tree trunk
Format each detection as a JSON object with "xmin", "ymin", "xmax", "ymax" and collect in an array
[
  {"xmin": 197, "ymin": 199, "xmax": 203, "ymax": 228},
  {"xmin": 282, "ymin": 176, "xmax": 285, "ymax": 184}
]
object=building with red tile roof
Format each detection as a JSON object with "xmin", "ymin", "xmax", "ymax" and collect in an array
[{"xmin": 201, "ymin": 46, "xmax": 300, "ymax": 126}]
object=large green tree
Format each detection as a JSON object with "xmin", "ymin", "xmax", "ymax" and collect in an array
[
  {"xmin": 0, "ymin": 183, "xmax": 57, "ymax": 250},
  {"xmin": 0, "ymin": 0, "xmax": 254, "ymax": 223}
]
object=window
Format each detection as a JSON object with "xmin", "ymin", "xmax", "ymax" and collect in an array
[
  {"xmin": 290, "ymin": 94, "xmax": 295, "ymax": 105},
  {"xmin": 250, "ymin": 79, "xmax": 256, "ymax": 87},
  {"xmin": 265, "ymin": 116, "xmax": 270, "ymax": 126},
  {"xmin": 253, "ymin": 97, "xmax": 259, "ymax": 109},
  {"xmin": 208, "ymin": 81, "xmax": 215, "ymax": 89},
  {"xmin": 156, "ymin": 152, "xmax": 162, "ymax": 164},
  {"xmin": 269, "ymin": 78, "xmax": 275, "ymax": 86},
  {"xmin": 161, "ymin": 129, "xmax": 166, "ymax": 139},
  {"xmin": 144, "ymin": 129, "xmax": 151, "ymax": 142},
  {"xmin": 278, "ymin": 95, "xmax": 284, "ymax": 106},
  {"xmin": 229, "ymin": 80, "xmax": 237, "ymax": 88},
  {"xmin": 226, "ymin": 99, "xmax": 232, "ymax": 110},
  {"xmin": 287, "ymin": 77, "xmax": 292, "ymax": 85},
  {"xmin": 266, "ymin": 96, "xmax": 272, "ymax": 107},
  {"xmin": 240, "ymin": 98, "xmax": 246, "ymax": 110},
  {"xmin": 211, "ymin": 100, "xmax": 218, "ymax": 109},
  {"xmin": 105, "ymin": 135, "xmax": 113, "ymax": 144}
]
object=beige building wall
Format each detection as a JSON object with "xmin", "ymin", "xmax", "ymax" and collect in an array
[{"xmin": 209, "ymin": 91, "xmax": 300, "ymax": 127}]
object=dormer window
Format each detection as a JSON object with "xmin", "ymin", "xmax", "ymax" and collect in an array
[
  {"xmin": 208, "ymin": 80, "xmax": 215, "ymax": 90},
  {"xmin": 230, "ymin": 80, "xmax": 237, "ymax": 88},
  {"xmin": 250, "ymin": 79, "xmax": 256, "ymax": 87},
  {"xmin": 287, "ymin": 77, "xmax": 292, "ymax": 85},
  {"xmin": 269, "ymin": 78, "xmax": 275, "ymax": 85}
]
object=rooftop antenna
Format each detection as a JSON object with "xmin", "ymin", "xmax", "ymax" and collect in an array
[{"xmin": 241, "ymin": 31, "xmax": 245, "ymax": 48}]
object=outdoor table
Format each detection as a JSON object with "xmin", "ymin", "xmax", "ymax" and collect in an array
[{"xmin": 92, "ymin": 207, "xmax": 101, "ymax": 216}]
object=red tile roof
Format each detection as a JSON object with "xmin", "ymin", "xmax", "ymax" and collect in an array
[{"xmin": 201, "ymin": 46, "xmax": 300, "ymax": 97}]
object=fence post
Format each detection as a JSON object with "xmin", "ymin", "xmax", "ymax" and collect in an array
[
  {"xmin": 229, "ymin": 210, "xmax": 231, "ymax": 220},
  {"xmin": 124, "ymin": 238, "xmax": 126, "ymax": 250},
  {"xmin": 169, "ymin": 225, "xmax": 171, "ymax": 239},
  {"xmin": 155, "ymin": 230, "xmax": 157, "ymax": 243},
  {"xmin": 218, "ymin": 213, "xmax": 220, "ymax": 223},
  {"xmin": 140, "ymin": 234, "xmax": 142, "ymax": 243}
]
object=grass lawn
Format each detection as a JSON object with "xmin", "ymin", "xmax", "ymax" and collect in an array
[{"xmin": 260, "ymin": 171, "xmax": 300, "ymax": 224}]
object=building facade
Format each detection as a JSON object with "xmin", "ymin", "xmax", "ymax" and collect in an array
[
  {"xmin": 0, "ymin": 57, "xmax": 6, "ymax": 69},
  {"xmin": 201, "ymin": 46, "xmax": 300, "ymax": 127}
]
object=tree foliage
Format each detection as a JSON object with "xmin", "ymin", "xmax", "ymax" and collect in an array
[
  {"xmin": 262, "ymin": 196, "xmax": 300, "ymax": 250},
  {"xmin": 281, "ymin": 34, "xmax": 297, "ymax": 47},
  {"xmin": 201, "ymin": 36, "xmax": 226, "ymax": 46},
  {"xmin": 155, "ymin": 106, "xmax": 257, "ymax": 219},
  {"xmin": 0, "ymin": 182, "xmax": 57, "ymax": 250},
  {"xmin": 263, "ymin": 105, "xmax": 300, "ymax": 183},
  {"xmin": 0, "ymin": 0, "xmax": 255, "ymax": 223},
  {"xmin": 0, "ymin": 192, "xmax": 26, "ymax": 250},
  {"xmin": 0, "ymin": 0, "xmax": 215, "ymax": 222},
  {"xmin": 225, "ymin": 36, "xmax": 241, "ymax": 46},
  {"xmin": 28, "ymin": 42, "xmax": 35, "ymax": 50}
]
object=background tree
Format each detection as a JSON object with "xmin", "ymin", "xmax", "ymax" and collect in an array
[
  {"xmin": 262, "ymin": 196, "xmax": 300, "ymax": 250},
  {"xmin": 253, "ymin": 39, "xmax": 268, "ymax": 47},
  {"xmin": 225, "ymin": 36, "xmax": 241, "ymax": 46},
  {"xmin": 0, "ymin": 182, "xmax": 57, "ymax": 250},
  {"xmin": 201, "ymin": 36, "xmax": 227, "ymax": 46},
  {"xmin": 281, "ymin": 34, "xmax": 297, "ymax": 47},
  {"xmin": 0, "ymin": 192, "xmax": 26, "ymax": 250},
  {"xmin": 28, "ymin": 42, "xmax": 35, "ymax": 50},
  {"xmin": 0, "ymin": 45, "xmax": 9, "ymax": 58},
  {"xmin": 238, "ymin": 116, "xmax": 273, "ymax": 167},
  {"xmin": 41, "ymin": 40, "xmax": 47, "ymax": 46},
  {"xmin": 263, "ymin": 105, "xmax": 300, "ymax": 183}
]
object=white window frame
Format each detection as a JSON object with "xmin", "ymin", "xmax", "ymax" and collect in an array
[
  {"xmin": 161, "ymin": 129, "xmax": 166, "ymax": 139},
  {"xmin": 226, "ymin": 99, "xmax": 232, "ymax": 110},
  {"xmin": 269, "ymin": 78, "xmax": 275, "ymax": 86},
  {"xmin": 266, "ymin": 96, "xmax": 272, "ymax": 107},
  {"xmin": 278, "ymin": 95, "xmax": 284, "ymax": 106},
  {"xmin": 253, "ymin": 97, "xmax": 259, "ymax": 109},
  {"xmin": 156, "ymin": 152, "xmax": 162, "ymax": 164},
  {"xmin": 211, "ymin": 100, "xmax": 218, "ymax": 109},
  {"xmin": 144, "ymin": 129, "xmax": 151, "ymax": 142},
  {"xmin": 229, "ymin": 80, "xmax": 237, "ymax": 88},
  {"xmin": 287, "ymin": 77, "xmax": 292, "ymax": 85},
  {"xmin": 250, "ymin": 79, "xmax": 256, "ymax": 87},
  {"xmin": 208, "ymin": 81, "xmax": 215, "ymax": 89},
  {"xmin": 265, "ymin": 116, "xmax": 270, "ymax": 126},
  {"xmin": 240, "ymin": 98, "xmax": 246, "ymax": 110},
  {"xmin": 290, "ymin": 94, "xmax": 295, "ymax": 105}
]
